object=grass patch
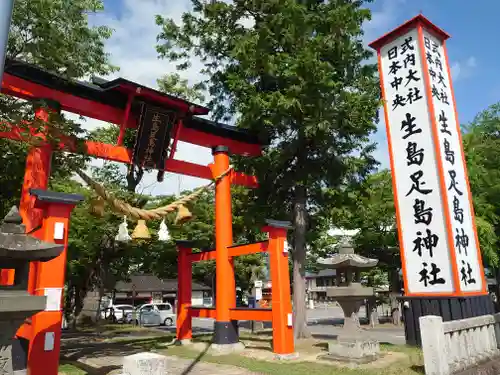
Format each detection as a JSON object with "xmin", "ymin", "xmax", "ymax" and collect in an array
[
  {"xmin": 148, "ymin": 335, "xmax": 425, "ymax": 375},
  {"xmin": 58, "ymin": 363, "xmax": 87, "ymax": 375},
  {"xmin": 161, "ymin": 345, "xmax": 425, "ymax": 375}
]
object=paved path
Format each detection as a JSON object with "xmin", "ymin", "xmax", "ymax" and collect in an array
[
  {"xmin": 75, "ymin": 354, "xmax": 260, "ymax": 375},
  {"xmin": 153, "ymin": 306, "xmax": 406, "ymax": 345}
]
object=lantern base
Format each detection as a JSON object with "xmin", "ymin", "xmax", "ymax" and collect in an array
[
  {"xmin": 399, "ymin": 294, "xmax": 494, "ymax": 346},
  {"xmin": 0, "ymin": 292, "xmax": 46, "ymax": 375}
]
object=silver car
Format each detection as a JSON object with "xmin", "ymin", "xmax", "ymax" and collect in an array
[{"xmin": 126, "ymin": 303, "xmax": 175, "ymax": 326}]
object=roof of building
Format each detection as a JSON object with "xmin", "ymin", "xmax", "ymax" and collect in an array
[
  {"xmin": 305, "ymin": 269, "xmax": 337, "ymax": 278},
  {"xmin": 113, "ymin": 274, "xmax": 211, "ymax": 292}
]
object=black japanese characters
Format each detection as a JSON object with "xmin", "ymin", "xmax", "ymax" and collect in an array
[
  {"xmin": 419, "ymin": 262, "xmax": 446, "ymax": 287},
  {"xmin": 413, "ymin": 198, "xmax": 433, "ymax": 225},
  {"xmin": 460, "ymin": 260, "xmax": 476, "ymax": 286},
  {"xmin": 406, "ymin": 170, "xmax": 433, "ymax": 196},
  {"xmin": 413, "ymin": 229, "xmax": 439, "ymax": 258}
]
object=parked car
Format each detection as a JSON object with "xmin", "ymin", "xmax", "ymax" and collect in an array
[
  {"xmin": 101, "ymin": 304, "xmax": 135, "ymax": 323},
  {"xmin": 125, "ymin": 303, "xmax": 175, "ymax": 326}
]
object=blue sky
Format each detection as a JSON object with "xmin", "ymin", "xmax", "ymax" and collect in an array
[
  {"xmin": 89, "ymin": 0, "xmax": 495, "ymax": 193},
  {"xmin": 367, "ymin": 0, "xmax": 497, "ymax": 125}
]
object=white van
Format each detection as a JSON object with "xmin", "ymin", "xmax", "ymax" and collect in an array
[{"xmin": 125, "ymin": 303, "xmax": 175, "ymax": 326}]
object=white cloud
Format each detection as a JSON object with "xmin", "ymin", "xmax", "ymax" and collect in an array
[
  {"xmin": 362, "ymin": 0, "xmax": 407, "ymax": 170},
  {"xmin": 451, "ymin": 56, "xmax": 477, "ymax": 82},
  {"xmin": 73, "ymin": 0, "xmax": 418, "ymax": 192},
  {"xmin": 363, "ymin": 0, "xmax": 406, "ymax": 47},
  {"xmin": 71, "ymin": 0, "xmax": 213, "ymax": 195}
]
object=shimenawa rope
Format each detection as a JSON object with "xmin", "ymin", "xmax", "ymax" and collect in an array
[{"xmin": 74, "ymin": 166, "xmax": 232, "ymax": 221}]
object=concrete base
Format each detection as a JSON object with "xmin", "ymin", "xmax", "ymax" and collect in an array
[
  {"xmin": 324, "ymin": 336, "xmax": 380, "ymax": 363},
  {"xmin": 274, "ymin": 352, "xmax": 299, "ymax": 361},
  {"xmin": 122, "ymin": 352, "xmax": 167, "ymax": 375},
  {"xmin": 175, "ymin": 339, "xmax": 192, "ymax": 346},
  {"xmin": 209, "ymin": 341, "xmax": 246, "ymax": 355}
]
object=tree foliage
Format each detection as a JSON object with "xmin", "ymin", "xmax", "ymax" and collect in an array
[
  {"xmin": 156, "ymin": 0, "xmax": 380, "ymax": 337},
  {"xmin": 157, "ymin": 73, "xmax": 206, "ymax": 103},
  {"xmin": 463, "ymin": 103, "xmax": 500, "ymax": 268},
  {"xmin": 333, "ymin": 170, "xmax": 398, "ymax": 269},
  {"xmin": 0, "ymin": 0, "xmax": 116, "ymax": 216}
]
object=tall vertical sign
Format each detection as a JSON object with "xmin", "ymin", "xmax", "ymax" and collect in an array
[{"xmin": 369, "ymin": 15, "xmax": 486, "ymax": 296}]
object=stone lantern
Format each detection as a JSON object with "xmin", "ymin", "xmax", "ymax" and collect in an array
[
  {"xmin": 0, "ymin": 206, "xmax": 64, "ymax": 375},
  {"xmin": 317, "ymin": 237, "xmax": 379, "ymax": 363}
]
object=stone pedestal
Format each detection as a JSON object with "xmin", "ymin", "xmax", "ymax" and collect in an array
[
  {"xmin": 0, "ymin": 291, "xmax": 46, "ymax": 375},
  {"xmin": 122, "ymin": 352, "xmax": 167, "ymax": 375},
  {"xmin": 323, "ymin": 289, "xmax": 380, "ymax": 363},
  {"xmin": 326, "ymin": 336, "xmax": 380, "ymax": 363},
  {"xmin": 317, "ymin": 237, "xmax": 381, "ymax": 364}
]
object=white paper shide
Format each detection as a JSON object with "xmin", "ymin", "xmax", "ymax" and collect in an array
[
  {"xmin": 380, "ymin": 29, "xmax": 454, "ymax": 294},
  {"xmin": 423, "ymin": 30, "xmax": 482, "ymax": 293}
]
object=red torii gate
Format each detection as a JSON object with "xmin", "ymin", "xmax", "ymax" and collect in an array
[{"xmin": 0, "ymin": 59, "xmax": 294, "ymax": 374}]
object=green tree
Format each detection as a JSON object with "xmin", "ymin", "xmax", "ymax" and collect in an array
[
  {"xmin": 463, "ymin": 103, "xmax": 500, "ymax": 303},
  {"xmin": 334, "ymin": 170, "xmax": 399, "ymax": 276},
  {"xmin": 157, "ymin": 73, "xmax": 206, "ymax": 103},
  {"xmin": 0, "ymin": 0, "xmax": 116, "ymax": 216},
  {"xmin": 147, "ymin": 185, "xmax": 267, "ymax": 299},
  {"xmin": 332, "ymin": 169, "xmax": 401, "ymax": 313},
  {"xmin": 155, "ymin": 0, "xmax": 380, "ymax": 338}
]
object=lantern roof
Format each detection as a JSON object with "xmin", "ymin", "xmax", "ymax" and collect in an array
[{"xmin": 0, "ymin": 206, "xmax": 64, "ymax": 261}]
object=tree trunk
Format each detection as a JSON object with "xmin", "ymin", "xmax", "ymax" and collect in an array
[
  {"xmin": 72, "ymin": 285, "xmax": 86, "ymax": 329},
  {"xmin": 292, "ymin": 185, "xmax": 311, "ymax": 339},
  {"xmin": 126, "ymin": 165, "xmax": 143, "ymax": 192}
]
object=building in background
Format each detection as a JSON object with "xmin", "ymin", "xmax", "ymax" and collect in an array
[
  {"xmin": 111, "ymin": 274, "xmax": 212, "ymax": 309},
  {"xmin": 305, "ymin": 269, "xmax": 337, "ymax": 302}
]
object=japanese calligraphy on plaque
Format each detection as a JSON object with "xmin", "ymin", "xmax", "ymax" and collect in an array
[
  {"xmin": 132, "ymin": 103, "xmax": 177, "ymax": 170},
  {"xmin": 423, "ymin": 30, "xmax": 482, "ymax": 293},
  {"xmin": 378, "ymin": 29, "xmax": 454, "ymax": 295},
  {"xmin": 372, "ymin": 16, "xmax": 485, "ymax": 296}
]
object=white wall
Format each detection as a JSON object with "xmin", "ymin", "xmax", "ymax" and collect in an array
[{"xmin": 192, "ymin": 291, "xmax": 204, "ymax": 306}]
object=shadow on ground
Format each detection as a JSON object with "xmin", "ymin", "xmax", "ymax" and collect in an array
[
  {"xmin": 61, "ymin": 336, "xmax": 172, "ymax": 375},
  {"xmin": 61, "ymin": 334, "xmax": 219, "ymax": 375}
]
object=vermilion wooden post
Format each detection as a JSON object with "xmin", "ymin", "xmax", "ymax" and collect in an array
[
  {"xmin": 176, "ymin": 241, "xmax": 193, "ymax": 343},
  {"xmin": 27, "ymin": 189, "xmax": 83, "ymax": 375},
  {"xmin": 210, "ymin": 145, "xmax": 238, "ymax": 345},
  {"xmin": 263, "ymin": 220, "xmax": 295, "ymax": 356},
  {"xmin": 1, "ymin": 102, "xmax": 55, "ymax": 287}
]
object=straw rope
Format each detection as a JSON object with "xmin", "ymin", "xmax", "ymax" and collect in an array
[{"xmin": 74, "ymin": 166, "xmax": 232, "ymax": 221}]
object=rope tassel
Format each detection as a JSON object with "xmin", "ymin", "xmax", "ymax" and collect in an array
[
  {"xmin": 132, "ymin": 220, "xmax": 150, "ymax": 240},
  {"xmin": 115, "ymin": 216, "xmax": 132, "ymax": 242},
  {"xmin": 158, "ymin": 219, "xmax": 170, "ymax": 242},
  {"xmin": 174, "ymin": 204, "xmax": 192, "ymax": 225}
]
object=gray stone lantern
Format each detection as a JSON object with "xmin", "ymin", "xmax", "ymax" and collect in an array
[
  {"xmin": 0, "ymin": 206, "xmax": 64, "ymax": 375},
  {"xmin": 317, "ymin": 237, "xmax": 380, "ymax": 363}
]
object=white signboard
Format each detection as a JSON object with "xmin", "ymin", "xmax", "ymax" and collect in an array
[
  {"xmin": 422, "ymin": 30, "xmax": 483, "ymax": 293},
  {"xmin": 379, "ymin": 29, "xmax": 455, "ymax": 295},
  {"xmin": 375, "ymin": 21, "xmax": 485, "ymax": 296}
]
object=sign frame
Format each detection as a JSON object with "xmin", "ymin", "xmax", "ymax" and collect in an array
[{"xmin": 369, "ymin": 15, "xmax": 487, "ymax": 297}]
